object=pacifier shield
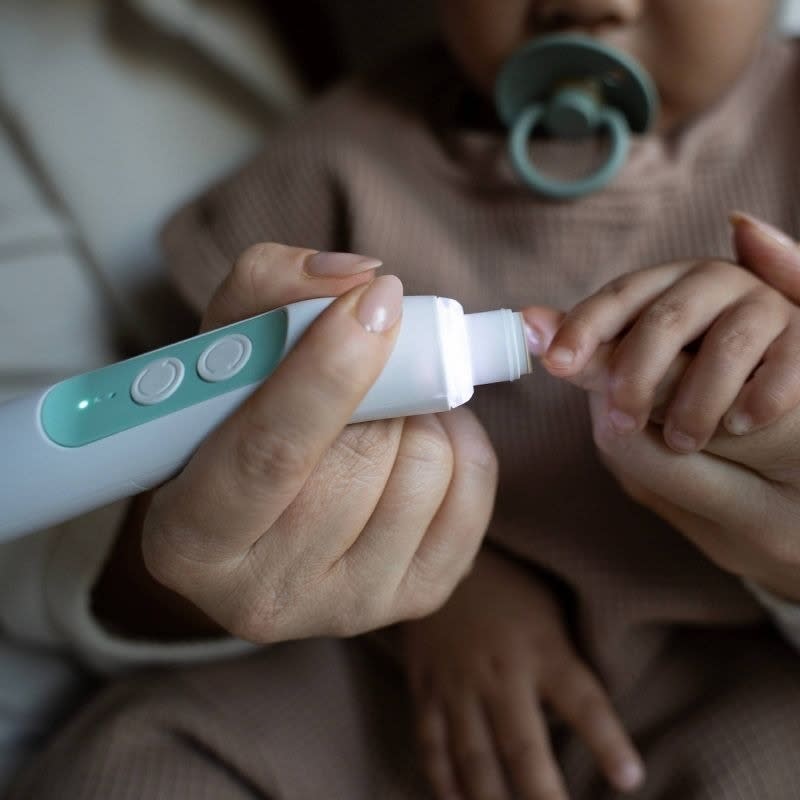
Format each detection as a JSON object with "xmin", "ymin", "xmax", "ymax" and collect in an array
[{"xmin": 495, "ymin": 34, "xmax": 659, "ymax": 198}]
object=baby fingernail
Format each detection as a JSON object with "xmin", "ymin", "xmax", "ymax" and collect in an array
[
  {"xmin": 357, "ymin": 274, "xmax": 403, "ymax": 333},
  {"xmin": 729, "ymin": 212, "xmax": 797, "ymax": 251},
  {"xmin": 726, "ymin": 411, "xmax": 752, "ymax": 436},
  {"xmin": 667, "ymin": 429, "xmax": 697, "ymax": 452},
  {"xmin": 614, "ymin": 760, "xmax": 645, "ymax": 791},
  {"xmin": 525, "ymin": 323, "xmax": 546, "ymax": 356},
  {"xmin": 609, "ymin": 409, "xmax": 637, "ymax": 434},
  {"xmin": 305, "ymin": 251, "xmax": 383, "ymax": 277},
  {"xmin": 548, "ymin": 346, "xmax": 575, "ymax": 368}
]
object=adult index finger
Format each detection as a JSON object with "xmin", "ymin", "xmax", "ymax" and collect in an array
[{"xmin": 201, "ymin": 243, "xmax": 382, "ymax": 332}]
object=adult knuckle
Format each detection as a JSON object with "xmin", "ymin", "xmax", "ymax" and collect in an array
[
  {"xmin": 405, "ymin": 422, "xmax": 454, "ymax": 472},
  {"xmin": 226, "ymin": 602, "xmax": 279, "ymax": 643},
  {"xmin": 141, "ymin": 501, "xmax": 201, "ymax": 592},
  {"xmin": 403, "ymin": 579, "xmax": 454, "ymax": 621},
  {"xmin": 333, "ymin": 423, "xmax": 393, "ymax": 476},
  {"xmin": 231, "ymin": 242, "xmax": 281, "ymax": 295},
  {"xmin": 234, "ymin": 414, "xmax": 312, "ymax": 487},
  {"xmin": 314, "ymin": 339, "xmax": 375, "ymax": 403},
  {"xmin": 224, "ymin": 576, "xmax": 290, "ymax": 643},
  {"xmin": 141, "ymin": 518, "xmax": 185, "ymax": 590},
  {"xmin": 462, "ymin": 437, "xmax": 499, "ymax": 486}
]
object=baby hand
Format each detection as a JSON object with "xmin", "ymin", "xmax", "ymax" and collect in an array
[
  {"xmin": 526, "ymin": 238, "xmax": 800, "ymax": 453},
  {"xmin": 403, "ymin": 548, "xmax": 644, "ymax": 800}
]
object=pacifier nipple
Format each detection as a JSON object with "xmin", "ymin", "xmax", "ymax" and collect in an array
[{"xmin": 495, "ymin": 34, "xmax": 658, "ymax": 199}]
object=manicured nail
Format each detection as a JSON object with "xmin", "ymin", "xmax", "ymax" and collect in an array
[
  {"xmin": 730, "ymin": 212, "xmax": 797, "ymax": 250},
  {"xmin": 305, "ymin": 251, "xmax": 383, "ymax": 277},
  {"xmin": 609, "ymin": 409, "xmax": 637, "ymax": 434},
  {"xmin": 667, "ymin": 428, "xmax": 697, "ymax": 453},
  {"xmin": 357, "ymin": 275, "xmax": 403, "ymax": 333},
  {"xmin": 613, "ymin": 760, "xmax": 645, "ymax": 792},
  {"xmin": 725, "ymin": 411, "xmax": 752, "ymax": 436},
  {"xmin": 548, "ymin": 346, "xmax": 575, "ymax": 368},
  {"xmin": 524, "ymin": 323, "xmax": 546, "ymax": 356}
]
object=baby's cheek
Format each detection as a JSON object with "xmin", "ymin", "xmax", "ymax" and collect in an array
[{"xmin": 646, "ymin": 0, "xmax": 774, "ymax": 128}]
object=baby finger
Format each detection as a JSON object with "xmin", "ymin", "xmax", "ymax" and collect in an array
[
  {"xmin": 605, "ymin": 261, "xmax": 759, "ymax": 434},
  {"xmin": 725, "ymin": 317, "xmax": 800, "ymax": 435},
  {"xmin": 545, "ymin": 660, "xmax": 645, "ymax": 794},
  {"xmin": 485, "ymin": 672, "xmax": 569, "ymax": 800},
  {"xmin": 542, "ymin": 263, "xmax": 691, "ymax": 378},
  {"xmin": 447, "ymin": 694, "xmax": 510, "ymax": 800},
  {"xmin": 662, "ymin": 290, "xmax": 788, "ymax": 451},
  {"xmin": 417, "ymin": 701, "xmax": 463, "ymax": 800}
]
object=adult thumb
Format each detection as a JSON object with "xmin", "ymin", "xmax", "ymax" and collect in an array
[{"xmin": 731, "ymin": 212, "xmax": 800, "ymax": 301}]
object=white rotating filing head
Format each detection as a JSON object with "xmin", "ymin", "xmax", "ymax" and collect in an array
[{"xmin": 465, "ymin": 309, "xmax": 532, "ymax": 387}]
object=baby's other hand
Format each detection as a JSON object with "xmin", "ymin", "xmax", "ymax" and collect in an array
[
  {"xmin": 524, "ymin": 232, "xmax": 800, "ymax": 453},
  {"xmin": 403, "ymin": 548, "xmax": 644, "ymax": 800}
]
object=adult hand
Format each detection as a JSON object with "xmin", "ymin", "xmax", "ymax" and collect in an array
[
  {"xmin": 522, "ymin": 214, "xmax": 800, "ymax": 603},
  {"xmin": 95, "ymin": 244, "xmax": 497, "ymax": 642}
]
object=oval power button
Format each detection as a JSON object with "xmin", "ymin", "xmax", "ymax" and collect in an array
[
  {"xmin": 131, "ymin": 357, "xmax": 185, "ymax": 405},
  {"xmin": 197, "ymin": 334, "xmax": 253, "ymax": 382}
]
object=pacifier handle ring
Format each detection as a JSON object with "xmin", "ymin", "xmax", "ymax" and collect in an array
[{"xmin": 509, "ymin": 103, "xmax": 631, "ymax": 199}]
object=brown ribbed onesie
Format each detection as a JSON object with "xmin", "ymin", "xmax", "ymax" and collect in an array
[{"xmin": 8, "ymin": 38, "xmax": 800, "ymax": 800}]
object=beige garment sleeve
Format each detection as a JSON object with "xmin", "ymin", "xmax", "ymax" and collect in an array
[{"xmin": 0, "ymin": 504, "xmax": 255, "ymax": 674}]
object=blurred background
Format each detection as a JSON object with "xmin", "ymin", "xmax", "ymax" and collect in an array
[
  {"xmin": 0, "ymin": 0, "xmax": 438, "ymax": 406},
  {"xmin": 0, "ymin": 0, "xmax": 797, "ymax": 789}
]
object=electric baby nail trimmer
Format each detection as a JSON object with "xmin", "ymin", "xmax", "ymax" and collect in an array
[{"xmin": 0, "ymin": 296, "xmax": 531, "ymax": 541}]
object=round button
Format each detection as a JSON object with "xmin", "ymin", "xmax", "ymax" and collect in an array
[
  {"xmin": 131, "ymin": 357, "xmax": 185, "ymax": 405},
  {"xmin": 197, "ymin": 334, "xmax": 253, "ymax": 382}
]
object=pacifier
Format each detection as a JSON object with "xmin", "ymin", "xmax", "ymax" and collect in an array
[{"xmin": 494, "ymin": 34, "xmax": 658, "ymax": 199}]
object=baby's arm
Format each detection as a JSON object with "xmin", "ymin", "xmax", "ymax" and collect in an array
[
  {"xmin": 526, "ymin": 244, "xmax": 800, "ymax": 454},
  {"xmin": 404, "ymin": 546, "xmax": 644, "ymax": 800}
]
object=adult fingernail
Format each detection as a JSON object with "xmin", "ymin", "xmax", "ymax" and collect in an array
[
  {"xmin": 613, "ymin": 760, "xmax": 645, "ymax": 791},
  {"xmin": 725, "ymin": 411, "xmax": 752, "ymax": 436},
  {"xmin": 305, "ymin": 251, "xmax": 383, "ymax": 277},
  {"xmin": 729, "ymin": 212, "xmax": 797, "ymax": 251},
  {"xmin": 357, "ymin": 275, "xmax": 403, "ymax": 333},
  {"xmin": 609, "ymin": 409, "xmax": 637, "ymax": 434}
]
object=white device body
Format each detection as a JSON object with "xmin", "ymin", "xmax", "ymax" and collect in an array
[{"xmin": 0, "ymin": 296, "xmax": 529, "ymax": 541}]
